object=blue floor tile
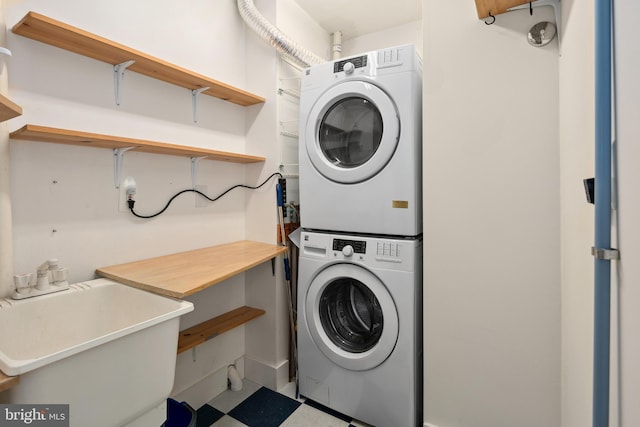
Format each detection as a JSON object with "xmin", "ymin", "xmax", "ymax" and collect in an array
[
  {"xmin": 227, "ymin": 386, "xmax": 301, "ymax": 426},
  {"xmin": 196, "ymin": 404, "xmax": 224, "ymax": 427}
]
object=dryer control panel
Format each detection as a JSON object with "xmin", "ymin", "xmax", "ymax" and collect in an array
[{"xmin": 333, "ymin": 56, "xmax": 367, "ymax": 73}]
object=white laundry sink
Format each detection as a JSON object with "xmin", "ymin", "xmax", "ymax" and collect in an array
[{"xmin": 0, "ymin": 278, "xmax": 193, "ymax": 427}]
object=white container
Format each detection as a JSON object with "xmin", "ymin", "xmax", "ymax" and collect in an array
[{"xmin": 0, "ymin": 278, "xmax": 193, "ymax": 427}]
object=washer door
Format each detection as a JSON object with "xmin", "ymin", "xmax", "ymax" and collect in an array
[
  {"xmin": 305, "ymin": 263, "xmax": 398, "ymax": 371},
  {"xmin": 305, "ymin": 81, "xmax": 400, "ymax": 183}
]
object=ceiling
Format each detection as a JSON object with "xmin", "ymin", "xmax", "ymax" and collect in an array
[{"xmin": 293, "ymin": 0, "xmax": 422, "ymax": 40}]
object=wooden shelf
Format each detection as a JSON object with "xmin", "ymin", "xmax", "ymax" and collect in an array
[
  {"xmin": 0, "ymin": 370, "xmax": 19, "ymax": 393},
  {"xmin": 96, "ymin": 240, "xmax": 287, "ymax": 298},
  {"xmin": 177, "ymin": 306, "xmax": 265, "ymax": 354},
  {"xmin": 12, "ymin": 11, "xmax": 265, "ymax": 107},
  {"xmin": 10, "ymin": 124, "xmax": 266, "ymax": 164},
  {"xmin": 474, "ymin": 0, "xmax": 534, "ymax": 19},
  {"xmin": 0, "ymin": 93, "xmax": 23, "ymax": 122}
]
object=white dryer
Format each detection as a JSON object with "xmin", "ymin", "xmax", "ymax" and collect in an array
[
  {"xmin": 297, "ymin": 230, "xmax": 423, "ymax": 427},
  {"xmin": 298, "ymin": 44, "xmax": 422, "ymax": 237}
]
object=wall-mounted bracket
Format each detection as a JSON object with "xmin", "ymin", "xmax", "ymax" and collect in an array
[
  {"xmin": 113, "ymin": 60, "xmax": 136, "ymax": 106},
  {"xmin": 190, "ymin": 156, "xmax": 208, "ymax": 189},
  {"xmin": 191, "ymin": 87, "xmax": 211, "ymax": 123},
  {"xmin": 591, "ymin": 246, "xmax": 620, "ymax": 261},
  {"xmin": 508, "ymin": 0, "xmax": 562, "ymax": 44},
  {"xmin": 113, "ymin": 146, "xmax": 136, "ymax": 188}
]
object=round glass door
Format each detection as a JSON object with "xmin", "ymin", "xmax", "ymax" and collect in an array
[
  {"xmin": 305, "ymin": 263, "xmax": 398, "ymax": 371},
  {"xmin": 318, "ymin": 97, "xmax": 383, "ymax": 169},
  {"xmin": 305, "ymin": 81, "xmax": 400, "ymax": 184},
  {"xmin": 319, "ymin": 277, "xmax": 383, "ymax": 353}
]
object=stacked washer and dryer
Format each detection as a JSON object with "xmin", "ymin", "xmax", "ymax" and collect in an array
[{"xmin": 297, "ymin": 44, "xmax": 423, "ymax": 427}]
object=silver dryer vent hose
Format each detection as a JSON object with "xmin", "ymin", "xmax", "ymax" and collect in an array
[{"xmin": 237, "ymin": 0, "xmax": 325, "ymax": 68}]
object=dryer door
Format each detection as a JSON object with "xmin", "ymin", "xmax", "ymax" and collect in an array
[
  {"xmin": 305, "ymin": 263, "xmax": 399, "ymax": 371},
  {"xmin": 305, "ymin": 81, "xmax": 400, "ymax": 183}
]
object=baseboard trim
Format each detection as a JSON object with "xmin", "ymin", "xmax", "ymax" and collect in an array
[
  {"xmin": 171, "ymin": 366, "xmax": 228, "ymax": 409},
  {"xmin": 244, "ymin": 356, "xmax": 289, "ymax": 390}
]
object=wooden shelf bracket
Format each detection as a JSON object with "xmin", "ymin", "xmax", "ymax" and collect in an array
[
  {"xmin": 113, "ymin": 146, "xmax": 136, "ymax": 188},
  {"xmin": 113, "ymin": 60, "xmax": 135, "ymax": 106}
]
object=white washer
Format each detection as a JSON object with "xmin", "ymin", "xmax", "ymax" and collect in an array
[
  {"xmin": 297, "ymin": 230, "xmax": 423, "ymax": 427},
  {"xmin": 298, "ymin": 44, "xmax": 422, "ymax": 237}
]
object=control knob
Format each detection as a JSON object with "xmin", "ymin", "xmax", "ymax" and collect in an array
[
  {"xmin": 342, "ymin": 245, "xmax": 354, "ymax": 257},
  {"xmin": 343, "ymin": 62, "xmax": 355, "ymax": 74}
]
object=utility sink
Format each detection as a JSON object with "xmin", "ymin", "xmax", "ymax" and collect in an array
[{"xmin": 0, "ymin": 278, "xmax": 193, "ymax": 427}]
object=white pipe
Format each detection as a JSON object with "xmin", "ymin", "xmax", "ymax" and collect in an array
[
  {"xmin": 331, "ymin": 31, "xmax": 343, "ymax": 60},
  {"xmin": 0, "ymin": 1, "xmax": 14, "ymax": 299},
  {"xmin": 227, "ymin": 365, "xmax": 243, "ymax": 391},
  {"xmin": 236, "ymin": 0, "xmax": 325, "ymax": 68}
]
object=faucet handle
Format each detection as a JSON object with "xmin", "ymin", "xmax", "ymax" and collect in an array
[
  {"xmin": 13, "ymin": 273, "xmax": 34, "ymax": 294},
  {"xmin": 52, "ymin": 268, "xmax": 69, "ymax": 287}
]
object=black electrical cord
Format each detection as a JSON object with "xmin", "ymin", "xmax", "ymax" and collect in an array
[{"xmin": 128, "ymin": 172, "xmax": 283, "ymax": 219}]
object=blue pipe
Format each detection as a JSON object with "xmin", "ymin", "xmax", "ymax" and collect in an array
[{"xmin": 593, "ymin": 0, "xmax": 612, "ymax": 425}]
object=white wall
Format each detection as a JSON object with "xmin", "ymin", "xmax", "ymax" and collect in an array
[
  {"xmin": 277, "ymin": 0, "xmax": 329, "ymax": 62},
  {"xmin": 0, "ymin": 0, "xmax": 13, "ymax": 298},
  {"xmin": 343, "ymin": 20, "xmax": 422, "ymax": 57},
  {"xmin": 422, "ymin": 3, "xmax": 560, "ymax": 427},
  {"xmin": 3, "ymin": 0, "xmax": 285, "ymax": 404},
  {"xmin": 242, "ymin": 0, "xmax": 288, "ymax": 391},
  {"xmin": 558, "ymin": 1, "xmax": 595, "ymax": 426},
  {"xmin": 614, "ymin": 3, "xmax": 640, "ymax": 426},
  {"xmin": 5, "ymin": 0, "xmax": 252, "ymax": 286}
]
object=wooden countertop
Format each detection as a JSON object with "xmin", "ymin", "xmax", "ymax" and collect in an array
[
  {"xmin": 96, "ymin": 241, "xmax": 287, "ymax": 298},
  {"xmin": 0, "ymin": 371, "xmax": 19, "ymax": 392}
]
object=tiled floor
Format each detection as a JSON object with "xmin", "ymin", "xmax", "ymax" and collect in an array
[{"xmin": 192, "ymin": 380, "xmax": 373, "ymax": 427}]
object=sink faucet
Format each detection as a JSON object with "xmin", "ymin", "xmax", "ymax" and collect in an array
[
  {"xmin": 13, "ymin": 259, "xmax": 70, "ymax": 300},
  {"xmin": 35, "ymin": 261, "xmax": 51, "ymax": 290}
]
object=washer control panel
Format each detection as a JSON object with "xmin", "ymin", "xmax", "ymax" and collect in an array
[
  {"xmin": 376, "ymin": 242, "xmax": 401, "ymax": 258},
  {"xmin": 333, "ymin": 238, "xmax": 366, "ymax": 254},
  {"xmin": 302, "ymin": 231, "xmax": 419, "ymax": 271},
  {"xmin": 331, "ymin": 238, "xmax": 406, "ymax": 260}
]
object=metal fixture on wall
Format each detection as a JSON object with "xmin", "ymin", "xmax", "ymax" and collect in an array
[
  {"xmin": 236, "ymin": 0, "xmax": 325, "ymax": 68},
  {"xmin": 509, "ymin": 0, "xmax": 561, "ymax": 44},
  {"xmin": 527, "ymin": 21, "xmax": 557, "ymax": 47}
]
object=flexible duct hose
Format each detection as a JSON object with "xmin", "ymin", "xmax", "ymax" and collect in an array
[{"xmin": 237, "ymin": 0, "xmax": 325, "ymax": 68}]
